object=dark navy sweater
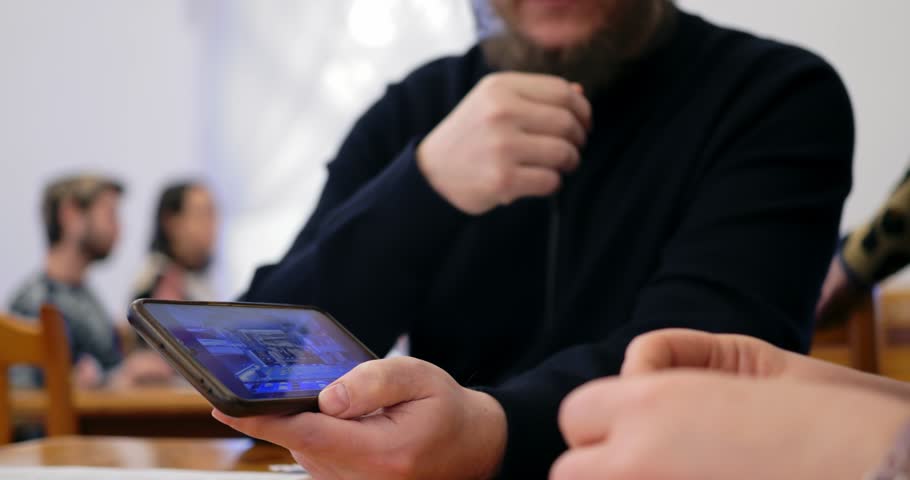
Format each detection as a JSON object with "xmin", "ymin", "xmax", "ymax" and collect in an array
[{"xmin": 243, "ymin": 12, "xmax": 853, "ymax": 478}]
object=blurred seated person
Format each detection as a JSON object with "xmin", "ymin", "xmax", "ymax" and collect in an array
[
  {"xmin": 817, "ymin": 163, "xmax": 910, "ymax": 327},
  {"xmin": 8, "ymin": 174, "xmax": 172, "ymax": 389},
  {"xmin": 550, "ymin": 328, "xmax": 910, "ymax": 479},
  {"xmin": 133, "ymin": 181, "xmax": 218, "ymax": 301}
]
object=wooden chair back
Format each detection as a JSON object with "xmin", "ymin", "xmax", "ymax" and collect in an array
[
  {"xmin": 0, "ymin": 304, "xmax": 77, "ymax": 443},
  {"xmin": 812, "ymin": 294, "xmax": 880, "ymax": 373}
]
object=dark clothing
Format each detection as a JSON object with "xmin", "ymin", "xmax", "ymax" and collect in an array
[
  {"xmin": 8, "ymin": 273, "xmax": 122, "ymax": 387},
  {"xmin": 243, "ymin": 12, "xmax": 853, "ymax": 478}
]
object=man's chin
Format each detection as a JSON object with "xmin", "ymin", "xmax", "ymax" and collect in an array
[
  {"xmin": 88, "ymin": 251, "xmax": 112, "ymax": 263},
  {"xmin": 83, "ymin": 244, "xmax": 114, "ymax": 263},
  {"xmin": 522, "ymin": 23, "xmax": 599, "ymax": 51},
  {"xmin": 481, "ymin": 32, "xmax": 622, "ymax": 93}
]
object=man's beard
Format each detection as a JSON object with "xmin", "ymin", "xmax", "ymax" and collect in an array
[
  {"xmin": 482, "ymin": 1, "xmax": 674, "ymax": 94},
  {"xmin": 79, "ymin": 229, "xmax": 113, "ymax": 262}
]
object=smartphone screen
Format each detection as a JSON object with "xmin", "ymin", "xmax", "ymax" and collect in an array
[{"xmin": 141, "ymin": 302, "xmax": 375, "ymax": 400}]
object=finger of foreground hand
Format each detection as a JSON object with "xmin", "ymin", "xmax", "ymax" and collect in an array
[
  {"xmin": 621, "ymin": 329, "xmax": 720, "ymax": 375},
  {"xmin": 557, "ymin": 377, "xmax": 630, "ymax": 449},
  {"xmin": 550, "ymin": 445, "xmax": 616, "ymax": 480}
]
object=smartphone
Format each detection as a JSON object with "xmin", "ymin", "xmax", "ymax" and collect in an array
[{"xmin": 127, "ymin": 299, "xmax": 377, "ymax": 417}]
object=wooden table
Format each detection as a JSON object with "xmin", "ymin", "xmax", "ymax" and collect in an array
[
  {"xmin": 11, "ymin": 386, "xmax": 239, "ymax": 437},
  {"xmin": 0, "ymin": 436, "xmax": 295, "ymax": 471}
]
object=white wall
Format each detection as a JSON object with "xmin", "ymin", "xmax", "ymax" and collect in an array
[
  {"xmin": 0, "ymin": 0, "xmax": 477, "ymax": 314},
  {"xmin": 678, "ymin": 0, "xmax": 910, "ymax": 283},
  {"xmin": 201, "ymin": 1, "xmax": 475, "ymax": 297},
  {"xmin": 0, "ymin": 0, "xmax": 204, "ymax": 317}
]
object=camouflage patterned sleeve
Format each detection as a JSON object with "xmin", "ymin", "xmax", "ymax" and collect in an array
[{"xmin": 841, "ymin": 165, "xmax": 910, "ymax": 287}]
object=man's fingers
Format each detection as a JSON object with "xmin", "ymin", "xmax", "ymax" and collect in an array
[
  {"xmin": 493, "ymin": 73, "xmax": 592, "ymax": 130},
  {"xmin": 513, "ymin": 134, "xmax": 580, "ymax": 171},
  {"xmin": 621, "ymin": 329, "xmax": 786, "ymax": 377},
  {"xmin": 502, "ymin": 167, "xmax": 562, "ymax": 202},
  {"xmin": 318, "ymin": 357, "xmax": 444, "ymax": 419},
  {"xmin": 211, "ymin": 410, "xmax": 319, "ymax": 450},
  {"xmin": 621, "ymin": 329, "xmax": 719, "ymax": 375},
  {"xmin": 513, "ymin": 101, "xmax": 587, "ymax": 147},
  {"xmin": 558, "ymin": 377, "xmax": 627, "ymax": 449},
  {"xmin": 212, "ymin": 409, "xmax": 374, "ymax": 453}
]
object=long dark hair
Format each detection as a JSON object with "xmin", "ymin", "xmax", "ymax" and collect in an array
[{"xmin": 150, "ymin": 181, "xmax": 197, "ymax": 258}]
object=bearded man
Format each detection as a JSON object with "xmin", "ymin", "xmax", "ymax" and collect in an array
[
  {"xmin": 219, "ymin": 1, "xmax": 855, "ymax": 478},
  {"xmin": 9, "ymin": 175, "xmax": 171, "ymax": 390}
]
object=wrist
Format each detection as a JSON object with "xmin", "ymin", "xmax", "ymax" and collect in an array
[
  {"xmin": 464, "ymin": 389, "xmax": 507, "ymax": 480},
  {"xmin": 415, "ymin": 135, "xmax": 485, "ymax": 215},
  {"xmin": 415, "ymin": 138, "xmax": 443, "ymax": 204}
]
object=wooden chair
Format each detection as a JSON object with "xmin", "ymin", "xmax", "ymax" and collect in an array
[
  {"xmin": 811, "ymin": 293, "xmax": 880, "ymax": 373},
  {"xmin": 0, "ymin": 304, "xmax": 77, "ymax": 444},
  {"xmin": 877, "ymin": 288, "xmax": 910, "ymax": 381}
]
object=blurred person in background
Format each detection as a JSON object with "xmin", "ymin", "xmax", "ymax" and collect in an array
[
  {"xmin": 133, "ymin": 181, "xmax": 218, "ymax": 302},
  {"xmin": 8, "ymin": 175, "xmax": 172, "ymax": 390},
  {"xmin": 817, "ymin": 162, "xmax": 910, "ymax": 327},
  {"xmin": 216, "ymin": 0, "xmax": 854, "ymax": 478}
]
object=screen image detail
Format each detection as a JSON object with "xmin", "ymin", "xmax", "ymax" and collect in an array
[{"xmin": 148, "ymin": 304, "xmax": 372, "ymax": 397}]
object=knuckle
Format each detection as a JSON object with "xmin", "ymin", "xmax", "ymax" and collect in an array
[
  {"xmin": 391, "ymin": 356, "xmax": 430, "ymax": 378},
  {"xmin": 490, "ymin": 165, "xmax": 515, "ymax": 193},
  {"xmin": 549, "ymin": 454, "xmax": 575, "ymax": 480},
  {"xmin": 628, "ymin": 379, "xmax": 671, "ymax": 409},
  {"xmin": 555, "ymin": 79, "xmax": 574, "ymax": 103},
  {"xmin": 556, "ymin": 111, "xmax": 576, "ymax": 137},
  {"xmin": 284, "ymin": 415, "xmax": 320, "ymax": 450},
  {"xmin": 611, "ymin": 440, "xmax": 659, "ymax": 478},
  {"xmin": 489, "ymin": 136, "xmax": 515, "ymax": 159},
  {"xmin": 559, "ymin": 384, "xmax": 601, "ymax": 430},
  {"xmin": 382, "ymin": 450, "xmax": 420, "ymax": 479},
  {"xmin": 480, "ymin": 72, "xmax": 507, "ymax": 91},
  {"xmin": 625, "ymin": 333, "xmax": 662, "ymax": 361},
  {"xmin": 238, "ymin": 420, "xmax": 266, "ymax": 440},
  {"xmin": 622, "ymin": 338, "xmax": 649, "ymax": 367},
  {"xmin": 482, "ymin": 102, "xmax": 512, "ymax": 125},
  {"xmin": 562, "ymin": 144, "xmax": 578, "ymax": 167},
  {"xmin": 354, "ymin": 360, "xmax": 389, "ymax": 397},
  {"xmin": 604, "ymin": 453, "xmax": 644, "ymax": 479},
  {"xmin": 542, "ymin": 170, "xmax": 561, "ymax": 192}
]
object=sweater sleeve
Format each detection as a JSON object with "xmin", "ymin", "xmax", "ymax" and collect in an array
[
  {"xmin": 840, "ymin": 165, "xmax": 910, "ymax": 287},
  {"xmin": 241, "ymin": 75, "xmax": 469, "ymax": 356},
  {"xmin": 483, "ymin": 53, "xmax": 854, "ymax": 478}
]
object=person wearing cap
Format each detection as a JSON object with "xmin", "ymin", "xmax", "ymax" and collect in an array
[{"xmin": 8, "ymin": 175, "xmax": 171, "ymax": 389}]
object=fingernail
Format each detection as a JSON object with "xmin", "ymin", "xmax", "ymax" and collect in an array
[{"xmin": 319, "ymin": 383, "xmax": 349, "ymax": 416}]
